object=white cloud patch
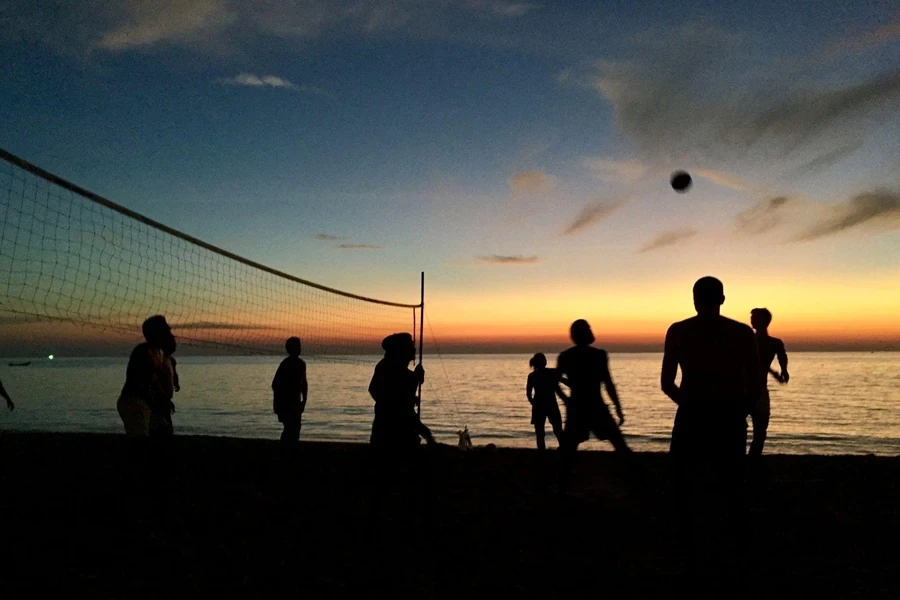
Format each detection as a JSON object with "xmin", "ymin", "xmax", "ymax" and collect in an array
[
  {"xmin": 581, "ymin": 157, "xmax": 648, "ymax": 183},
  {"xmin": 218, "ymin": 73, "xmax": 332, "ymax": 96},
  {"xmin": 221, "ymin": 73, "xmax": 299, "ymax": 90}
]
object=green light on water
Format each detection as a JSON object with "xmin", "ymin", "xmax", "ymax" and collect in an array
[{"xmin": 48, "ymin": 354, "xmax": 54, "ymax": 360}]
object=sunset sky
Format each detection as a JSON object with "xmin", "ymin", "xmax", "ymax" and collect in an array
[{"xmin": 2, "ymin": 1, "xmax": 899, "ymax": 353}]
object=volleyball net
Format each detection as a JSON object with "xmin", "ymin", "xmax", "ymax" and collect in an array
[{"xmin": 0, "ymin": 148, "xmax": 420, "ymax": 359}]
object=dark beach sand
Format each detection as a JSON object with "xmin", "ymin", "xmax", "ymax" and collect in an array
[{"xmin": 1, "ymin": 432, "xmax": 898, "ymax": 598}]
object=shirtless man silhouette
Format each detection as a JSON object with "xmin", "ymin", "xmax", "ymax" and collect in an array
[
  {"xmin": 749, "ymin": 308, "xmax": 789, "ymax": 457},
  {"xmin": 661, "ymin": 277, "xmax": 761, "ymax": 573}
]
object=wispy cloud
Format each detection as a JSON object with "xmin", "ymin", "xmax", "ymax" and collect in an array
[
  {"xmin": 790, "ymin": 141, "xmax": 865, "ymax": 175},
  {"xmin": 797, "ymin": 190, "xmax": 900, "ymax": 241},
  {"xmin": 735, "ymin": 196, "xmax": 796, "ymax": 235},
  {"xmin": 581, "ymin": 157, "xmax": 649, "ymax": 183},
  {"xmin": 692, "ymin": 168, "xmax": 751, "ymax": 192},
  {"xmin": 561, "ymin": 197, "xmax": 628, "ymax": 235},
  {"xmin": 218, "ymin": 73, "xmax": 330, "ymax": 96},
  {"xmin": 475, "ymin": 254, "xmax": 540, "ymax": 265},
  {"xmin": 735, "ymin": 190, "xmax": 900, "ymax": 241},
  {"xmin": 638, "ymin": 228, "xmax": 697, "ymax": 253},
  {"xmin": 338, "ymin": 243, "xmax": 383, "ymax": 250},
  {"xmin": 821, "ymin": 12, "xmax": 900, "ymax": 58},
  {"xmin": 508, "ymin": 170, "xmax": 556, "ymax": 194},
  {"xmin": 19, "ymin": 0, "xmax": 538, "ymax": 55},
  {"xmin": 96, "ymin": 0, "xmax": 234, "ymax": 51},
  {"xmin": 576, "ymin": 25, "xmax": 900, "ymax": 176},
  {"xmin": 314, "ymin": 233, "xmax": 344, "ymax": 241}
]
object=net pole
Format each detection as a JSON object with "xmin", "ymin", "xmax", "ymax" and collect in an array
[{"xmin": 417, "ymin": 271, "xmax": 424, "ymax": 417}]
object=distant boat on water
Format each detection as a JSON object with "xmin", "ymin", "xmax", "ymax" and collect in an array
[{"xmin": 8, "ymin": 361, "xmax": 31, "ymax": 367}]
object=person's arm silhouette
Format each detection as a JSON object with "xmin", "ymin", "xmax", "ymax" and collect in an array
[
  {"xmin": 661, "ymin": 324, "xmax": 683, "ymax": 405},
  {"xmin": 0, "ymin": 377, "xmax": 13, "ymax": 411},
  {"xmin": 602, "ymin": 354, "xmax": 625, "ymax": 426},
  {"xmin": 555, "ymin": 382, "xmax": 569, "ymax": 404},
  {"xmin": 776, "ymin": 340, "xmax": 789, "ymax": 384},
  {"xmin": 526, "ymin": 372, "xmax": 535, "ymax": 405},
  {"xmin": 743, "ymin": 328, "xmax": 763, "ymax": 415},
  {"xmin": 299, "ymin": 360, "xmax": 308, "ymax": 411}
]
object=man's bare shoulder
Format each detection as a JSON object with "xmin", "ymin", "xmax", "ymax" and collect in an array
[
  {"xmin": 719, "ymin": 315, "xmax": 755, "ymax": 335},
  {"xmin": 666, "ymin": 316, "xmax": 696, "ymax": 335}
]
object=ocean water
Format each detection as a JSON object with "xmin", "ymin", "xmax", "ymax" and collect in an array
[{"xmin": 1, "ymin": 353, "xmax": 899, "ymax": 455}]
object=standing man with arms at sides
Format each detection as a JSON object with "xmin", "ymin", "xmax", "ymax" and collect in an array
[
  {"xmin": 661, "ymin": 277, "xmax": 761, "ymax": 578},
  {"xmin": 749, "ymin": 308, "xmax": 789, "ymax": 457},
  {"xmin": 272, "ymin": 336, "xmax": 308, "ymax": 453}
]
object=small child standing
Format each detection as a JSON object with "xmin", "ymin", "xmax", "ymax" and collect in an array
[
  {"xmin": 526, "ymin": 353, "xmax": 566, "ymax": 451},
  {"xmin": 272, "ymin": 337, "xmax": 308, "ymax": 449}
]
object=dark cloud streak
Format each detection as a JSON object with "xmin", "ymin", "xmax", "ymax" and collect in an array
[
  {"xmin": 735, "ymin": 196, "xmax": 795, "ymax": 235},
  {"xmin": 338, "ymin": 243, "xmax": 383, "ymax": 250},
  {"xmin": 797, "ymin": 190, "xmax": 900, "ymax": 241},
  {"xmin": 476, "ymin": 254, "xmax": 540, "ymax": 265},
  {"xmin": 560, "ymin": 198, "xmax": 627, "ymax": 235},
  {"xmin": 586, "ymin": 25, "xmax": 900, "ymax": 174},
  {"xmin": 638, "ymin": 228, "xmax": 697, "ymax": 253}
]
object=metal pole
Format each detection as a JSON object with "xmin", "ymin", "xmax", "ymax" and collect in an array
[{"xmin": 417, "ymin": 271, "xmax": 424, "ymax": 417}]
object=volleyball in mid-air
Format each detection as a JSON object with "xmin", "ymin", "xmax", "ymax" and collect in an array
[{"xmin": 670, "ymin": 170, "xmax": 692, "ymax": 193}]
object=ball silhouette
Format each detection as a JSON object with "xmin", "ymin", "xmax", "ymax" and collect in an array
[{"xmin": 670, "ymin": 170, "xmax": 692, "ymax": 193}]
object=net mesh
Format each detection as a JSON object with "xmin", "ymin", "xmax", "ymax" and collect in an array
[{"xmin": 0, "ymin": 149, "xmax": 419, "ymax": 359}]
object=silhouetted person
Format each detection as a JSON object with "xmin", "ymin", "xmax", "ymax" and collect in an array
[
  {"xmin": 526, "ymin": 353, "xmax": 565, "ymax": 450},
  {"xmin": 557, "ymin": 320, "xmax": 633, "ymax": 492},
  {"xmin": 272, "ymin": 336, "xmax": 308, "ymax": 450},
  {"xmin": 367, "ymin": 333, "xmax": 437, "ymax": 545},
  {"xmin": 118, "ymin": 316, "xmax": 175, "ymax": 438},
  {"xmin": 661, "ymin": 277, "xmax": 761, "ymax": 578},
  {"xmin": 117, "ymin": 315, "xmax": 176, "ymax": 490},
  {"xmin": 0, "ymin": 377, "xmax": 13, "ymax": 411},
  {"xmin": 369, "ymin": 333, "xmax": 435, "ymax": 451},
  {"xmin": 749, "ymin": 308, "xmax": 789, "ymax": 457}
]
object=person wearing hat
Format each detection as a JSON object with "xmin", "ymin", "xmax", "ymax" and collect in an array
[{"xmin": 368, "ymin": 332, "xmax": 435, "ymax": 451}]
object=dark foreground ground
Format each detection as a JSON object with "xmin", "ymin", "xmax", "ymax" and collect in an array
[{"xmin": 1, "ymin": 433, "xmax": 898, "ymax": 598}]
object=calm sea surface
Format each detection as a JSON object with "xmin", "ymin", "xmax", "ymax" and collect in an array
[{"xmin": 1, "ymin": 353, "xmax": 898, "ymax": 455}]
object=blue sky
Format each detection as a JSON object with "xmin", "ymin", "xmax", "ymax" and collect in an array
[{"xmin": 2, "ymin": 0, "xmax": 900, "ymax": 348}]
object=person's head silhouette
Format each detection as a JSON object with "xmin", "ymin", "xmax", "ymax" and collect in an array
[
  {"xmin": 382, "ymin": 333, "xmax": 416, "ymax": 364},
  {"xmin": 750, "ymin": 308, "xmax": 772, "ymax": 331},
  {"xmin": 142, "ymin": 315, "xmax": 174, "ymax": 349},
  {"xmin": 529, "ymin": 352, "xmax": 547, "ymax": 370},
  {"xmin": 570, "ymin": 319, "xmax": 595, "ymax": 346},
  {"xmin": 285, "ymin": 336, "xmax": 302, "ymax": 357},
  {"xmin": 692, "ymin": 276, "xmax": 725, "ymax": 316}
]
